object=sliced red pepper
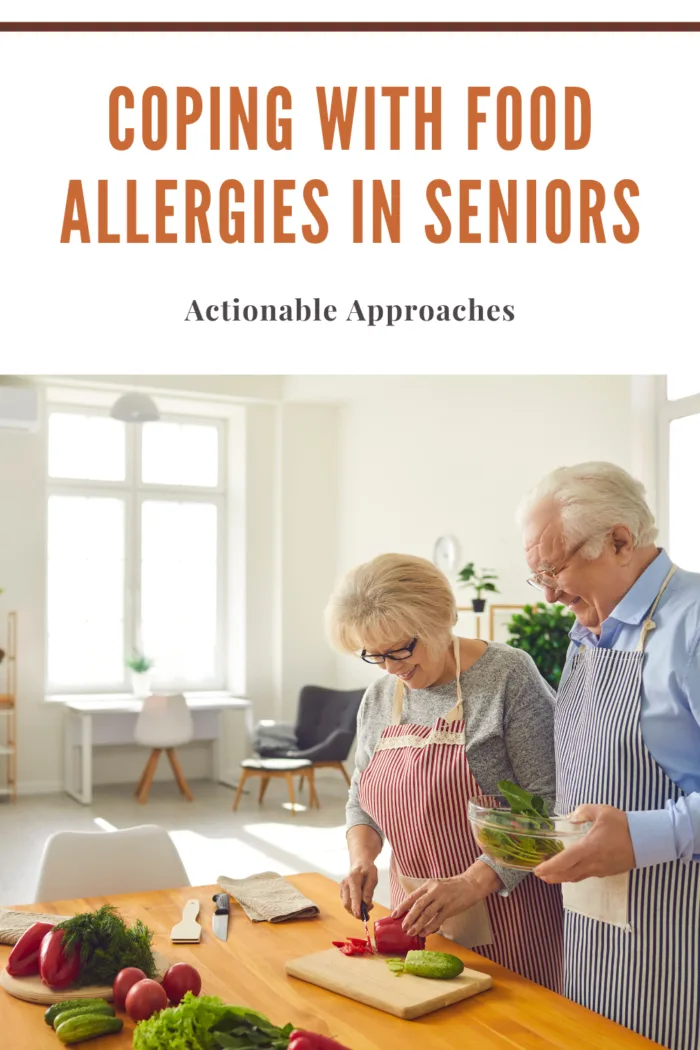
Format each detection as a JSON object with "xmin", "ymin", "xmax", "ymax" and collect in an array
[
  {"xmin": 6, "ymin": 922, "xmax": 54, "ymax": 978},
  {"xmin": 39, "ymin": 928, "xmax": 81, "ymax": 989},
  {"xmin": 331, "ymin": 938, "xmax": 371, "ymax": 956}
]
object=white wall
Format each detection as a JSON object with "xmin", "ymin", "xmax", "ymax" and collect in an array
[
  {"xmin": 284, "ymin": 375, "xmax": 653, "ymax": 691},
  {"xmin": 0, "ymin": 407, "xmax": 62, "ymax": 793},
  {"xmin": 279, "ymin": 403, "xmax": 340, "ymax": 717}
]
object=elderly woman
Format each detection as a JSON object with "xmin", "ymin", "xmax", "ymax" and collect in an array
[
  {"xmin": 325, "ymin": 552, "xmax": 563, "ymax": 991},
  {"xmin": 518, "ymin": 462, "xmax": 700, "ymax": 1050}
]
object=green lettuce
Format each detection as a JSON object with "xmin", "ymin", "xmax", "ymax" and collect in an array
[{"xmin": 132, "ymin": 992, "xmax": 293, "ymax": 1050}]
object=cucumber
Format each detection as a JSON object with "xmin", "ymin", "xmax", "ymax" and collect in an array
[
  {"xmin": 386, "ymin": 949, "xmax": 465, "ymax": 979},
  {"xmin": 52, "ymin": 1002, "xmax": 115, "ymax": 1030},
  {"xmin": 56, "ymin": 1014, "xmax": 124, "ymax": 1045},
  {"xmin": 44, "ymin": 999, "xmax": 111, "ymax": 1027}
]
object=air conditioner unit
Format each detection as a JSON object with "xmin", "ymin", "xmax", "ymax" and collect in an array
[{"xmin": 0, "ymin": 385, "xmax": 40, "ymax": 433}]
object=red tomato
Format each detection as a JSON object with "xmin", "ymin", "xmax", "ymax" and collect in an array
[
  {"xmin": 112, "ymin": 967, "xmax": 147, "ymax": 1010},
  {"xmin": 161, "ymin": 962, "xmax": 202, "ymax": 1004},
  {"xmin": 124, "ymin": 978, "xmax": 168, "ymax": 1022}
]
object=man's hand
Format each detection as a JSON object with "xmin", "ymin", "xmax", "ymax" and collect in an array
[
  {"xmin": 340, "ymin": 862, "xmax": 379, "ymax": 919},
  {"xmin": 534, "ymin": 804, "xmax": 636, "ymax": 883},
  {"xmin": 392, "ymin": 876, "xmax": 480, "ymax": 938}
]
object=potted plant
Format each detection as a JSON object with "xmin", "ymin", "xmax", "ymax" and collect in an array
[
  {"xmin": 505, "ymin": 603, "xmax": 575, "ymax": 688},
  {"xmin": 457, "ymin": 562, "xmax": 500, "ymax": 613},
  {"xmin": 126, "ymin": 650, "xmax": 154, "ymax": 698}
]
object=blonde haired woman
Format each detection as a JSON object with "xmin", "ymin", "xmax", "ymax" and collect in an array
[{"xmin": 326, "ymin": 553, "xmax": 563, "ymax": 991}]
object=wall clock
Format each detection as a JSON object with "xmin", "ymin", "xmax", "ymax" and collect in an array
[{"xmin": 433, "ymin": 535, "xmax": 461, "ymax": 576}]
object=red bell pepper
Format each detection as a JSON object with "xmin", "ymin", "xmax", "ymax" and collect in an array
[
  {"xmin": 6, "ymin": 922, "xmax": 54, "ymax": 978},
  {"xmin": 288, "ymin": 1031, "xmax": 351, "ymax": 1050},
  {"xmin": 373, "ymin": 916, "xmax": 425, "ymax": 955},
  {"xmin": 38, "ymin": 928, "xmax": 80, "ymax": 989}
]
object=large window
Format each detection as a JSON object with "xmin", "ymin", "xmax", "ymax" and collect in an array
[
  {"xmin": 659, "ymin": 376, "xmax": 700, "ymax": 573},
  {"xmin": 47, "ymin": 405, "xmax": 226, "ymax": 693}
]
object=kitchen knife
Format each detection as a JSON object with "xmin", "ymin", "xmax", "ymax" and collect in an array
[
  {"xmin": 212, "ymin": 893, "xmax": 230, "ymax": 941},
  {"xmin": 360, "ymin": 901, "xmax": 374, "ymax": 952}
]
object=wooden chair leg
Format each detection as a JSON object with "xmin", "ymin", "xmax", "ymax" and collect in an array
[
  {"xmin": 298, "ymin": 776, "xmax": 304, "ymax": 793},
  {"xmin": 285, "ymin": 772, "xmax": 297, "ymax": 815},
  {"xmin": 137, "ymin": 749, "xmax": 161, "ymax": 805},
  {"xmin": 135, "ymin": 755, "xmax": 150, "ymax": 797},
  {"xmin": 233, "ymin": 770, "xmax": 249, "ymax": 811},
  {"xmin": 336, "ymin": 762, "xmax": 351, "ymax": 787},
  {"xmin": 166, "ymin": 748, "xmax": 194, "ymax": 801},
  {"xmin": 258, "ymin": 776, "xmax": 271, "ymax": 803},
  {"xmin": 307, "ymin": 769, "xmax": 320, "ymax": 809}
]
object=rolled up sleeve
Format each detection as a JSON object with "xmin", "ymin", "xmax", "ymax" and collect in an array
[
  {"xmin": 481, "ymin": 649, "xmax": 558, "ymax": 896},
  {"xmin": 345, "ymin": 691, "xmax": 384, "ymax": 841}
]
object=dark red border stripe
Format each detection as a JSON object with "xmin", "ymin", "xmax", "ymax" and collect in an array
[{"xmin": 1, "ymin": 21, "xmax": 700, "ymax": 32}]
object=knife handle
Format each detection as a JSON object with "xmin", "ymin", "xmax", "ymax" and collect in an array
[{"xmin": 212, "ymin": 893, "xmax": 230, "ymax": 915}]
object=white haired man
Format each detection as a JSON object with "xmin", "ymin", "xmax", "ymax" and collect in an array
[{"xmin": 518, "ymin": 461, "xmax": 699, "ymax": 1050}]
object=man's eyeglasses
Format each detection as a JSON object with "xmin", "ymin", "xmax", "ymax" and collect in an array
[
  {"xmin": 526, "ymin": 537, "xmax": 591, "ymax": 592},
  {"xmin": 361, "ymin": 637, "xmax": 418, "ymax": 665}
]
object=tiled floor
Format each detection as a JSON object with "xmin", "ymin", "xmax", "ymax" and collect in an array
[{"xmin": 0, "ymin": 776, "xmax": 392, "ymax": 908}]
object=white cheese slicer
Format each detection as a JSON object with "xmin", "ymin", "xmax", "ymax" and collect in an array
[{"xmin": 170, "ymin": 899, "xmax": 201, "ymax": 943}]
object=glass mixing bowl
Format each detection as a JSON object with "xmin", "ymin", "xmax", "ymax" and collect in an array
[{"xmin": 468, "ymin": 794, "xmax": 592, "ymax": 871}]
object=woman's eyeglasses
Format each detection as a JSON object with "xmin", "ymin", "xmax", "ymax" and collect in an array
[{"xmin": 361, "ymin": 637, "xmax": 418, "ymax": 665}]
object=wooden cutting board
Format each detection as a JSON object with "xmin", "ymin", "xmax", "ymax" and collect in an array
[
  {"xmin": 0, "ymin": 949, "xmax": 170, "ymax": 1005},
  {"xmin": 285, "ymin": 949, "xmax": 492, "ymax": 1020}
]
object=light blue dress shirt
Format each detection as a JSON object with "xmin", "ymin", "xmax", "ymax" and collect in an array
[{"xmin": 560, "ymin": 548, "xmax": 700, "ymax": 868}]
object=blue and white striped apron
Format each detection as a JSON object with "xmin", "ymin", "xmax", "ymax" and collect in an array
[{"xmin": 556, "ymin": 566, "xmax": 700, "ymax": 1050}]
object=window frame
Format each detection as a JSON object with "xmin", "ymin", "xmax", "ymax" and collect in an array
[
  {"xmin": 45, "ymin": 401, "xmax": 228, "ymax": 695},
  {"xmin": 656, "ymin": 378, "xmax": 700, "ymax": 552}
]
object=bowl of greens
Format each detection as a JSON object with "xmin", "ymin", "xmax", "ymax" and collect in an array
[{"xmin": 468, "ymin": 781, "xmax": 592, "ymax": 871}]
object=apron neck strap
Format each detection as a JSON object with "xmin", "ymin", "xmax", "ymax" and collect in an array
[
  {"xmin": 391, "ymin": 637, "xmax": 463, "ymax": 724},
  {"xmin": 636, "ymin": 564, "xmax": 677, "ymax": 652}
]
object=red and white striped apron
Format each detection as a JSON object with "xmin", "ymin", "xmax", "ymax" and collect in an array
[{"xmin": 358, "ymin": 638, "xmax": 564, "ymax": 992}]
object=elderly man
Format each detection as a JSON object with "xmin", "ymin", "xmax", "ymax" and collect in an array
[{"xmin": 518, "ymin": 462, "xmax": 699, "ymax": 1050}]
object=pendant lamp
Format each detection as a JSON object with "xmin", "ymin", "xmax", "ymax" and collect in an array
[{"xmin": 110, "ymin": 390, "xmax": 160, "ymax": 423}]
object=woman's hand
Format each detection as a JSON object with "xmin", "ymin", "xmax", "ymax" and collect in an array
[
  {"xmin": 393, "ymin": 863, "xmax": 502, "ymax": 937},
  {"xmin": 392, "ymin": 876, "xmax": 477, "ymax": 937},
  {"xmin": 340, "ymin": 862, "xmax": 379, "ymax": 919}
]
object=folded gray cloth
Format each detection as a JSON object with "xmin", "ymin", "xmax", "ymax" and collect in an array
[
  {"xmin": 217, "ymin": 872, "xmax": 319, "ymax": 923},
  {"xmin": 0, "ymin": 908, "xmax": 68, "ymax": 945}
]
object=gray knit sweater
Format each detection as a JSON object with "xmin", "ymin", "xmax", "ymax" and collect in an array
[{"xmin": 346, "ymin": 642, "xmax": 556, "ymax": 894}]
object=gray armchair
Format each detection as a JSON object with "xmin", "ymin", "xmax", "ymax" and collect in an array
[{"xmin": 253, "ymin": 685, "xmax": 365, "ymax": 794}]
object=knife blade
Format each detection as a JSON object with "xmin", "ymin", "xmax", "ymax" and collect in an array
[
  {"xmin": 360, "ymin": 900, "xmax": 374, "ymax": 952},
  {"xmin": 212, "ymin": 893, "xmax": 230, "ymax": 941}
]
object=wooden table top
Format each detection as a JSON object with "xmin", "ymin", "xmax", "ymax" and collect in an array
[{"xmin": 1, "ymin": 873, "xmax": 657, "ymax": 1050}]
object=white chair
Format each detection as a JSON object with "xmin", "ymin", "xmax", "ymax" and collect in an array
[
  {"xmin": 34, "ymin": 824, "xmax": 190, "ymax": 902},
  {"xmin": 134, "ymin": 695, "xmax": 194, "ymax": 804}
]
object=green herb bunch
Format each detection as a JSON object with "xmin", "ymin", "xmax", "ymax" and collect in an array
[
  {"xmin": 474, "ymin": 781, "xmax": 565, "ymax": 870},
  {"xmin": 55, "ymin": 905, "xmax": 157, "ymax": 986}
]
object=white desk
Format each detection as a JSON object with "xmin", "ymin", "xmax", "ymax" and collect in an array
[{"xmin": 57, "ymin": 694, "xmax": 253, "ymax": 805}]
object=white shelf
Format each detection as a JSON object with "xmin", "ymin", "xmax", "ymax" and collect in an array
[
  {"xmin": 0, "ymin": 787, "xmax": 12, "ymax": 796},
  {"xmin": 0, "ymin": 745, "xmax": 14, "ymax": 755}
]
